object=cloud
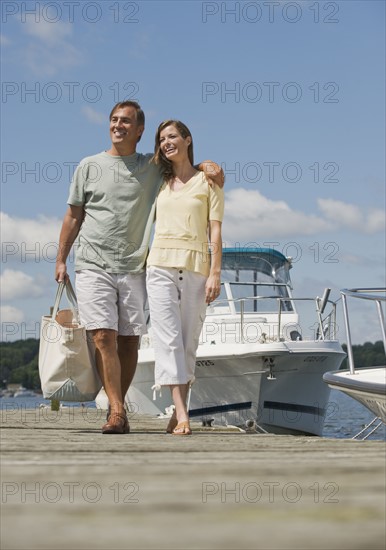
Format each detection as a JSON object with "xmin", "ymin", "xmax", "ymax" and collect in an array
[
  {"xmin": 21, "ymin": 19, "xmax": 82, "ymax": 75},
  {"xmin": 221, "ymin": 189, "xmax": 386, "ymax": 243},
  {"xmin": 222, "ymin": 189, "xmax": 331, "ymax": 242},
  {"xmin": 366, "ymin": 207, "xmax": 386, "ymax": 233},
  {"xmin": 24, "ymin": 18, "xmax": 72, "ymax": 43},
  {"xmin": 317, "ymin": 198, "xmax": 362, "ymax": 229},
  {"xmin": 82, "ymin": 106, "xmax": 106, "ymax": 125},
  {"xmin": 0, "ymin": 270, "xmax": 44, "ymax": 301},
  {"xmin": 0, "ymin": 306, "xmax": 25, "ymax": 324},
  {"xmin": 1, "ymin": 212, "xmax": 62, "ymax": 264},
  {"xmin": 318, "ymin": 198, "xmax": 385, "ymax": 234}
]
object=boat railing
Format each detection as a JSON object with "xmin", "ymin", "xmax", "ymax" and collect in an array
[
  {"xmin": 210, "ymin": 291, "xmax": 337, "ymax": 342},
  {"xmin": 340, "ymin": 288, "xmax": 386, "ymax": 374}
]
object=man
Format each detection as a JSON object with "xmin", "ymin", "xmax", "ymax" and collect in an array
[{"xmin": 55, "ymin": 101, "xmax": 224, "ymax": 434}]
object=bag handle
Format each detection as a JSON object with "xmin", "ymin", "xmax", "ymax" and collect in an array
[{"xmin": 51, "ymin": 279, "xmax": 80, "ymax": 323}]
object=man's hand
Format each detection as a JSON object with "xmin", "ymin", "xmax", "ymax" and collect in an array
[
  {"xmin": 200, "ymin": 161, "xmax": 225, "ymax": 188},
  {"xmin": 55, "ymin": 261, "xmax": 69, "ymax": 283}
]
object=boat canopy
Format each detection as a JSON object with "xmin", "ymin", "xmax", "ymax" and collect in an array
[{"xmin": 221, "ymin": 248, "xmax": 292, "ymax": 286}]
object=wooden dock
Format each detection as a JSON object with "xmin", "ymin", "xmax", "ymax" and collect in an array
[{"xmin": 1, "ymin": 406, "xmax": 385, "ymax": 550}]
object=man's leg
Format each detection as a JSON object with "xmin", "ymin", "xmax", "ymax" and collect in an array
[
  {"xmin": 117, "ymin": 334, "xmax": 140, "ymax": 401},
  {"xmin": 91, "ymin": 328, "xmax": 125, "ymax": 415},
  {"xmin": 116, "ymin": 272, "xmax": 146, "ymax": 401},
  {"xmin": 75, "ymin": 271, "xmax": 128, "ymax": 433}
]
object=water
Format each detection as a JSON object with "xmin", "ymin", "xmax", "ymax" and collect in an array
[
  {"xmin": 322, "ymin": 389, "xmax": 385, "ymax": 440},
  {"xmin": 0, "ymin": 390, "xmax": 384, "ymax": 440}
]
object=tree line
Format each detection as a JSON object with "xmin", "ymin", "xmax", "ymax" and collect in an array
[
  {"xmin": 0, "ymin": 339, "xmax": 385, "ymax": 391},
  {"xmin": 1, "ymin": 339, "xmax": 40, "ymax": 389}
]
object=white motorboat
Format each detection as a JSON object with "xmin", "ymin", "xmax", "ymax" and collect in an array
[
  {"xmin": 323, "ymin": 288, "xmax": 386, "ymax": 425},
  {"xmin": 97, "ymin": 248, "xmax": 346, "ymax": 435}
]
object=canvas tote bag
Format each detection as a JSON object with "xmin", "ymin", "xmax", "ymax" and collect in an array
[{"xmin": 39, "ymin": 279, "xmax": 102, "ymax": 402}]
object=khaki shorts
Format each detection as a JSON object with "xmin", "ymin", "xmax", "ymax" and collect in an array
[{"xmin": 75, "ymin": 270, "xmax": 147, "ymax": 336}]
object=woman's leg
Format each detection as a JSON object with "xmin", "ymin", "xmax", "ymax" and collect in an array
[
  {"xmin": 147, "ymin": 267, "xmax": 206, "ymax": 433},
  {"xmin": 147, "ymin": 267, "xmax": 187, "ymax": 386},
  {"xmin": 170, "ymin": 383, "xmax": 189, "ymax": 423},
  {"xmin": 180, "ymin": 270, "xmax": 207, "ymax": 382}
]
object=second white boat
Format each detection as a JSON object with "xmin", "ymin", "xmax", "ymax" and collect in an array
[{"xmin": 323, "ymin": 287, "xmax": 386, "ymax": 426}]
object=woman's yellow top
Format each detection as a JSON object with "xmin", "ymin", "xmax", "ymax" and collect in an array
[{"xmin": 147, "ymin": 172, "xmax": 224, "ymax": 276}]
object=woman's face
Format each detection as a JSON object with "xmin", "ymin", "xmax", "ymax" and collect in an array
[{"xmin": 159, "ymin": 125, "xmax": 191, "ymax": 162}]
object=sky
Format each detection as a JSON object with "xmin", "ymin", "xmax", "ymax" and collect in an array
[{"xmin": 1, "ymin": 0, "xmax": 385, "ymax": 345}]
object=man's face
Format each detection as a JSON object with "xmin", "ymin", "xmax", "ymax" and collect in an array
[{"xmin": 109, "ymin": 106, "xmax": 144, "ymax": 149}]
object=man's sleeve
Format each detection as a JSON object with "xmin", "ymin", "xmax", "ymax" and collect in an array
[{"xmin": 67, "ymin": 161, "xmax": 87, "ymax": 206}]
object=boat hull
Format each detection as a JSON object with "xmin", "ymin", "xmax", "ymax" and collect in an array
[
  {"xmin": 95, "ymin": 340, "xmax": 346, "ymax": 436},
  {"xmin": 323, "ymin": 367, "xmax": 386, "ymax": 424}
]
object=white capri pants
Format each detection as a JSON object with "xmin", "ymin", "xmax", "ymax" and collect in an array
[{"xmin": 146, "ymin": 266, "xmax": 207, "ymax": 386}]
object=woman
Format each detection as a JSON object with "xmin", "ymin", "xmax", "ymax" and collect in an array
[{"xmin": 147, "ymin": 120, "xmax": 224, "ymax": 435}]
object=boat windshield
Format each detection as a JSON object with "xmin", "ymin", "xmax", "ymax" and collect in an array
[
  {"xmin": 221, "ymin": 248, "xmax": 292, "ymax": 285},
  {"xmin": 219, "ymin": 248, "xmax": 293, "ymax": 313}
]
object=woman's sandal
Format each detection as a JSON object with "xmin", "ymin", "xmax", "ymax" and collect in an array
[
  {"xmin": 172, "ymin": 421, "xmax": 192, "ymax": 436},
  {"xmin": 166, "ymin": 411, "xmax": 178, "ymax": 434}
]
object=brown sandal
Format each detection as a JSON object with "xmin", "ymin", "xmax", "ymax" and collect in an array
[
  {"xmin": 172, "ymin": 421, "xmax": 192, "ymax": 436},
  {"xmin": 102, "ymin": 412, "xmax": 130, "ymax": 434}
]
